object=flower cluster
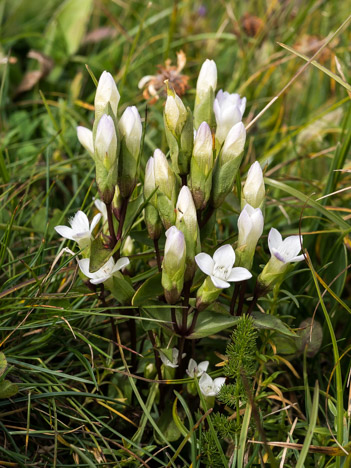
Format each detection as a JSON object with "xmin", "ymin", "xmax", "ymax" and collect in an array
[{"xmin": 53, "ymin": 60, "xmax": 305, "ymax": 409}]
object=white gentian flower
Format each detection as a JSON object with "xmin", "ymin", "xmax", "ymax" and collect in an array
[
  {"xmin": 95, "ymin": 114, "xmax": 117, "ymax": 168},
  {"xmin": 78, "ymin": 256, "xmax": 129, "ymax": 285},
  {"xmin": 221, "ymin": 122, "xmax": 246, "ymax": 164},
  {"xmin": 196, "ymin": 59, "xmax": 217, "ymax": 98},
  {"xmin": 242, "ymin": 161, "xmax": 265, "ymax": 209},
  {"xmin": 55, "ymin": 210, "xmax": 101, "ymax": 248},
  {"xmin": 95, "ymin": 71, "xmax": 120, "ymax": 120},
  {"xmin": 118, "ymin": 106, "xmax": 142, "ymax": 157},
  {"xmin": 199, "ymin": 373, "xmax": 225, "ymax": 396},
  {"xmin": 214, "ymin": 90, "xmax": 246, "ymax": 144},
  {"xmin": 77, "ymin": 126, "xmax": 94, "ymax": 156},
  {"xmin": 268, "ymin": 228, "xmax": 304, "ymax": 263},
  {"xmin": 186, "ymin": 358, "xmax": 209, "ymax": 378},
  {"xmin": 195, "ymin": 244, "xmax": 252, "ymax": 289},
  {"xmin": 237, "ymin": 204, "xmax": 264, "ymax": 251},
  {"xmin": 93, "ymin": 198, "xmax": 107, "ymax": 223},
  {"xmin": 159, "ymin": 348, "xmax": 186, "ymax": 368}
]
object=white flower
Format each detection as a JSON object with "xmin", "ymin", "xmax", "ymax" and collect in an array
[
  {"xmin": 193, "ymin": 121, "xmax": 213, "ymax": 171},
  {"xmin": 237, "ymin": 204, "xmax": 264, "ymax": 250},
  {"xmin": 154, "ymin": 149, "xmax": 175, "ymax": 199},
  {"xmin": 196, "ymin": 59, "xmax": 217, "ymax": 97},
  {"xmin": 214, "ymin": 90, "xmax": 246, "ymax": 144},
  {"xmin": 176, "ymin": 186, "xmax": 197, "ymax": 233},
  {"xmin": 243, "ymin": 161, "xmax": 265, "ymax": 208},
  {"xmin": 199, "ymin": 373, "xmax": 225, "ymax": 396},
  {"xmin": 78, "ymin": 256, "xmax": 129, "ymax": 285},
  {"xmin": 93, "ymin": 198, "xmax": 107, "ymax": 223},
  {"xmin": 186, "ymin": 358, "xmax": 209, "ymax": 378},
  {"xmin": 55, "ymin": 211, "xmax": 101, "ymax": 248},
  {"xmin": 95, "ymin": 71, "xmax": 120, "ymax": 119},
  {"xmin": 159, "ymin": 348, "xmax": 186, "ymax": 368},
  {"xmin": 118, "ymin": 106, "xmax": 142, "ymax": 157},
  {"xmin": 77, "ymin": 126, "xmax": 94, "ymax": 156},
  {"xmin": 95, "ymin": 114, "xmax": 117, "ymax": 168},
  {"xmin": 221, "ymin": 122, "xmax": 246, "ymax": 164},
  {"xmin": 195, "ymin": 244, "xmax": 252, "ymax": 289},
  {"xmin": 268, "ymin": 228, "xmax": 304, "ymax": 263}
]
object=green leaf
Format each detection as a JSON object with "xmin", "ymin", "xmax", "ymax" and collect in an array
[
  {"xmin": 109, "ymin": 273, "xmax": 135, "ymax": 305},
  {"xmin": 123, "ymin": 193, "xmax": 145, "ymax": 238},
  {"xmin": 252, "ymin": 311, "xmax": 296, "ymax": 337},
  {"xmin": 188, "ymin": 310, "xmax": 240, "ymax": 339},
  {"xmin": 45, "ymin": 0, "xmax": 93, "ymax": 57},
  {"xmin": 132, "ymin": 273, "xmax": 163, "ymax": 306},
  {"xmin": 296, "ymin": 381, "xmax": 319, "ymax": 468},
  {"xmin": 89, "ymin": 238, "xmax": 111, "ymax": 273},
  {"xmin": 0, "ymin": 353, "xmax": 7, "ymax": 378},
  {"xmin": 154, "ymin": 405, "xmax": 181, "ymax": 443},
  {"xmin": 0, "ymin": 380, "xmax": 18, "ymax": 399}
]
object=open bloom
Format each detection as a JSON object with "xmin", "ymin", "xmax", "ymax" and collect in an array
[
  {"xmin": 195, "ymin": 244, "xmax": 252, "ymax": 289},
  {"xmin": 268, "ymin": 228, "xmax": 304, "ymax": 263},
  {"xmin": 199, "ymin": 373, "xmax": 225, "ymax": 396},
  {"xmin": 78, "ymin": 256, "xmax": 129, "ymax": 285},
  {"xmin": 159, "ymin": 348, "xmax": 186, "ymax": 368},
  {"xmin": 55, "ymin": 211, "xmax": 101, "ymax": 248},
  {"xmin": 186, "ymin": 358, "xmax": 209, "ymax": 378},
  {"xmin": 214, "ymin": 90, "xmax": 246, "ymax": 144}
]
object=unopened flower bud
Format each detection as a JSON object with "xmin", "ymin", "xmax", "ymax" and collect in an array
[
  {"xmin": 189, "ymin": 122, "xmax": 214, "ymax": 209},
  {"xmin": 164, "ymin": 85, "xmax": 193, "ymax": 175},
  {"xmin": 242, "ymin": 161, "xmax": 265, "ymax": 209},
  {"xmin": 77, "ymin": 126, "xmax": 94, "ymax": 156},
  {"xmin": 118, "ymin": 106, "xmax": 142, "ymax": 197},
  {"xmin": 194, "ymin": 59, "xmax": 217, "ymax": 129},
  {"xmin": 211, "ymin": 122, "xmax": 246, "ymax": 208},
  {"xmin": 94, "ymin": 114, "xmax": 118, "ymax": 203},
  {"xmin": 154, "ymin": 149, "xmax": 178, "ymax": 229},
  {"xmin": 176, "ymin": 186, "xmax": 199, "ymax": 280},
  {"xmin": 235, "ymin": 204, "xmax": 264, "ymax": 269},
  {"xmin": 143, "ymin": 157, "xmax": 162, "ymax": 239},
  {"xmin": 94, "ymin": 71, "xmax": 120, "ymax": 121},
  {"xmin": 214, "ymin": 90, "xmax": 246, "ymax": 145},
  {"xmin": 162, "ymin": 226, "xmax": 186, "ymax": 304}
]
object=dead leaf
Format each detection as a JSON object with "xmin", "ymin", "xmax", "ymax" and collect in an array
[{"xmin": 15, "ymin": 50, "xmax": 54, "ymax": 96}]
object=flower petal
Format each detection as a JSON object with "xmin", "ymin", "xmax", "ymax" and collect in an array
[
  {"xmin": 90, "ymin": 275, "xmax": 110, "ymax": 285},
  {"xmin": 210, "ymin": 275, "xmax": 230, "ymax": 289},
  {"xmin": 280, "ymin": 235, "xmax": 302, "ymax": 262},
  {"xmin": 54, "ymin": 225, "xmax": 75, "ymax": 241},
  {"xmin": 70, "ymin": 211, "xmax": 90, "ymax": 234},
  {"xmin": 195, "ymin": 253, "xmax": 214, "ymax": 276},
  {"xmin": 213, "ymin": 377, "xmax": 226, "ymax": 393},
  {"xmin": 186, "ymin": 358, "xmax": 197, "ymax": 377},
  {"xmin": 199, "ymin": 373, "xmax": 215, "ymax": 396},
  {"xmin": 268, "ymin": 228, "xmax": 282, "ymax": 256},
  {"xmin": 78, "ymin": 258, "xmax": 93, "ymax": 278},
  {"xmin": 226, "ymin": 267, "xmax": 252, "ymax": 282},
  {"xmin": 113, "ymin": 257, "xmax": 130, "ymax": 273},
  {"xmin": 213, "ymin": 244, "xmax": 235, "ymax": 270},
  {"xmin": 90, "ymin": 213, "xmax": 102, "ymax": 233},
  {"xmin": 198, "ymin": 361, "xmax": 209, "ymax": 375},
  {"xmin": 290, "ymin": 254, "xmax": 305, "ymax": 263}
]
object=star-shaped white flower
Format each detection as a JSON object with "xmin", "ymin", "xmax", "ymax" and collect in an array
[
  {"xmin": 199, "ymin": 373, "xmax": 226, "ymax": 397},
  {"xmin": 268, "ymin": 228, "xmax": 304, "ymax": 263},
  {"xmin": 55, "ymin": 211, "xmax": 101, "ymax": 248},
  {"xmin": 159, "ymin": 348, "xmax": 186, "ymax": 368},
  {"xmin": 195, "ymin": 244, "xmax": 252, "ymax": 289},
  {"xmin": 78, "ymin": 256, "xmax": 130, "ymax": 285},
  {"xmin": 186, "ymin": 358, "xmax": 209, "ymax": 378}
]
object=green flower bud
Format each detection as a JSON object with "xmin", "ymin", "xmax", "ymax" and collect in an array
[
  {"xmin": 175, "ymin": 186, "xmax": 199, "ymax": 280},
  {"xmin": 164, "ymin": 85, "xmax": 193, "ymax": 175},
  {"xmin": 189, "ymin": 122, "xmax": 214, "ymax": 209},
  {"xmin": 211, "ymin": 122, "xmax": 246, "ymax": 208},
  {"xmin": 143, "ymin": 157, "xmax": 162, "ymax": 240},
  {"xmin": 94, "ymin": 114, "xmax": 118, "ymax": 203},
  {"xmin": 118, "ymin": 106, "xmax": 142, "ymax": 197},
  {"xmin": 154, "ymin": 149, "xmax": 178, "ymax": 229},
  {"xmin": 162, "ymin": 226, "xmax": 186, "ymax": 304}
]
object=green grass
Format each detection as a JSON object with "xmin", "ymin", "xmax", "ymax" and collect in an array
[{"xmin": 1, "ymin": 0, "xmax": 351, "ymax": 466}]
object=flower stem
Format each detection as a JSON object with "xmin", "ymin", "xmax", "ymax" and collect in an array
[
  {"xmin": 148, "ymin": 330, "xmax": 163, "ymax": 381},
  {"xmin": 106, "ymin": 202, "xmax": 117, "ymax": 250},
  {"xmin": 236, "ymin": 280, "xmax": 247, "ymax": 316},
  {"xmin": 153, "ymin": 238, "xmax": 162, "ymax": 272},
  {"xmin": 116, "ymin": 196, "xmax": 129, "ymax": 242},
  {"xmin": 230, "ymin": 283, "xmax": 241, "ymax": 315}
]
